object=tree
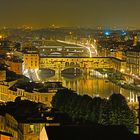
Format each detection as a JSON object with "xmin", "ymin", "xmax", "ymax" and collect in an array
[
  {"xmin": 108, "ymin": 93, "xmax": 136, "ymax": 132},
  {"xmin": 98, "ymin": 98, "xmax": 112, "ymax": 125},
  {"xmin": 90, "ymin": 97, "xmax": 103, "ymax": 123},
  {"xmin": 52, "ymin": 90, "xmax": 136, "ymax": 133}
]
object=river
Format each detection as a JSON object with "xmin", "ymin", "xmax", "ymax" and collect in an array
[{"xmin": 37, "ymin": 71, "xmax": 139, "ymax": 102}]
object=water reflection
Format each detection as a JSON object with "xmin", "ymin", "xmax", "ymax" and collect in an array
[{"xmin": 37, "ymin": 70, "xmax": 140, "ymax": 102}]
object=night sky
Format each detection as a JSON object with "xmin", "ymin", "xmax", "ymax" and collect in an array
[{"xmin": 0, "ymin": 0, "xmax": 140, "ymax": 28}]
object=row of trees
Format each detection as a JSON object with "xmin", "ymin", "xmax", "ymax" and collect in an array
[
  {"xmin": 52, "ymin": 89, "xmax": 136, "ymax": 132},
  {"xmin": 0, "ymin": 97, "xmax": 44, "ymax": 121}
]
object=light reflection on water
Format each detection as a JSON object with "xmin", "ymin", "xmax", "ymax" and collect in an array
[{"xmin": 38, "ymin": 72, "xmax": 139, "ymax": 101}]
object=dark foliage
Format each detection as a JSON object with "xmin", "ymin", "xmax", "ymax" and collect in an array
[{"xmin": 52, "ymin": 90, "xmax": 136, "ymax": 132}]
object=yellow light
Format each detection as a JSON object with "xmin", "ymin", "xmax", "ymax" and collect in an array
[
  {"xmin": 0, "ymin": 35, "xmax": 2, "ymax": 39},
  {"xmin": 120, "ymin": 68, "xmax": 124, "ymax": 73}
]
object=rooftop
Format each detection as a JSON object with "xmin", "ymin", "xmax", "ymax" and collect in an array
[
  {"xmin": 44, "ymin": 125, "xmax": 140, "ymax": 140},
  {"xmin": 0, "ymin": 131, "xmax": 13, "ymax": 137},
  {"xmin": 127, "ymin": 46, "xmax": 140, "ymax": 52}
]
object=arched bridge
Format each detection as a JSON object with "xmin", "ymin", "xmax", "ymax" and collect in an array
[{"xmin": 39, "ymin": 57, "xmax": 125, "ymax": 74}]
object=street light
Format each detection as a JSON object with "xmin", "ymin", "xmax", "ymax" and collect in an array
[{"xmin": 0, "ymin": 35, "xmax": 2, "ymax": 39}]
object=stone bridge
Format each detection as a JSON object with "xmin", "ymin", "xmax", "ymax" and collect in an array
[{"xmin": 39, "ymin": 57, "xmax": 125, "ymax": 74}]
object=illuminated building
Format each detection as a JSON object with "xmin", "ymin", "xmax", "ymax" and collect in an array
[
  {"xmin": 19, "ymin": 122, "xmax": 46, "ymax": 140},
  {"xmin": 0, "ymin": 131, "xmax": 12, "ymax": 140},
  {"xmin": 0, "ymin": 114, "xmax": 52, "ymax": 140},
  {"xmin": 23, "ymin": 51, "xmax": 39, "ymax": 71},
  {"xmin": 40, "ymin": 57, "xmax": 125, "ymax": 74},
  {"xmin": 0, "ymin": 70, "xmax": 6, "ymax": 81},
  {"xmin": 38, "ymin": 44, "xmax": 89, "ymax": 57},
  {"xmin": 0, "ymin": 113, "xmax": 22, "ymax": 140},
  {"xmin": 111, "ymin": 58, "xmax": 126, "ymax": 73},
  {"xmin": 0, "ymin": 81, "xmax": 56, "ymax": 107},
  {"xmin": 126, "ymin": 48, "xmax": 140, "ymax": 76},
  {"xmin": 6, "ymin": 58, "xmax": 23, "ymax": 75},
  {"xmin": 133, "ymin": 36, "xmax": 138, "ymax": 46},
  {"xmin": 115, "ymin": 51, "xmax": 126, "ymax": 60}
]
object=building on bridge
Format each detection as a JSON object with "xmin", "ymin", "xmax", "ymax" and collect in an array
[
  {"xmin": 22, "ymin": 49, "xmax": 126, "ymax": 75},
  {"xmin": 39, "ymin": 57, "xmax": 126, "ymax": 74}
]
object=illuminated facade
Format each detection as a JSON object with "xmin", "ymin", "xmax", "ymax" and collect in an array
[
  {"xmin": 133, "ymin": 36, "xmax": 138, "ymax": 46},
  {"xmin": 6, "ymin": 60, "xmax": 22, "ymax": 75},
  {"xmin": 0, "ymin": 71, "xmax": 6, "ymax": 81},
  {"xmin": 0, "ymin": 113, "xmax": 22, "ymax": 140},
  {"xmin": 23, "ymin": 51, "xmax": 39, "ymax": 70},
  {"xmin": 115, "ymin": 51, "xmax": 125, "ymax": 60},
  {"xmin": 0, "ymin": 114, "xmax": 48, "ymax": 140},
  {"xmin": 0, "ymin": 83, "xmax": 55, "ymax": 107},
  {"xmin": 126, "ymin": 49, "xmax": 140, "ymax": 76},
  {"xmin": 38, "ymin": 45, "xmax": 89, "ymax": 57},
  {"xmin": 111, "ymin": 58, "xmax": 126, "ymax": 73},
  {"xmin": 0, "ymin": 131, "xmax": 12, "ymax": 140},
  {"xmin": 39, "ymin": 57, "xmax": 126, "ymax": 73},
  {"xmin": 19, "ymin": 123, "xmax": 45, "ymax": 140}
]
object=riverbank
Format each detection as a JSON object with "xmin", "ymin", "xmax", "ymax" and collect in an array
[{"xmin": 95, "ymin": 68, "xmax": 140, "ymax": 92}]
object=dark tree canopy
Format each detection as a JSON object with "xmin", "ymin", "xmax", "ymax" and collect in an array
[{"xmin": 52, "ymin": 90, "xmax": 136, "ymax": 133}]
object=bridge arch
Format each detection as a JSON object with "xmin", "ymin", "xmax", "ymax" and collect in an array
[
  {"xmin": 70, "ymin": 62, "xmax": 75, "ymax": 66},
  {"xmin": 61, "ymin": 67, "xmax": 83, "ymax": 74},
  {"xmin": 65, "ymin": 62, "xmax": 69, "ymax": 67}
]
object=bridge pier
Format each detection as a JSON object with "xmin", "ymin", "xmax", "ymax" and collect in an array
[
  {"xmin": 55, "ymin": 68, "xmax": 61, "ymax": 75},
  {"xmin": 83, "ymin": 68, "xmax": 90, "ymax": 74}
]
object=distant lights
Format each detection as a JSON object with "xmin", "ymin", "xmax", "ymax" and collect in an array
[
  {"xmin": 96, "ymin": 94, "xmax": 100, "ymax": 97},
  {"xmin": 122, "ymin": 31, "xmax": 127, "ymax": 36},
  {"xmin": 104, "ymin": 31, "xmax": 110, "ymax": 36}
]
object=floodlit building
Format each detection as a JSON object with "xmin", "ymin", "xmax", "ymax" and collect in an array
[
  {"xmin": 0, "ymin": 113, "xmax": 22, "ymax": 140},
  {"xmin": 0, "ymin": 131, "xmax": 12, "ymax": 140},
  {"xmin": 19, "ymin": 122, "xmax": 46, "ymax": 140},
  {"xmin": 126, "ymin": 47, "xmax": 140, "ymax": 76},
  {"xmin": 23, "ymin": 51, "xmax": 39, "ymax": 71},
  {"xmin": 0, "ymin": 70, "xmax": 6, "ymax": 81},
  {"xmin": 0, "ymin": 81, "xmax": 58, "ymax": 107},
  {"xmin": 6, "ymin": 58, "xmax": 23, "ymax": 75}
]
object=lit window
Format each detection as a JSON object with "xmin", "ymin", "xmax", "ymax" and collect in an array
[{"xmin": 29, "ymin": 125, "xmax": 34, "ymax": 133}]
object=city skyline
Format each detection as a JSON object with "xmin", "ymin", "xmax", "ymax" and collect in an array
[{"xmin": 0, "ymin": 0, "xmax": 140, "ymax": 29}]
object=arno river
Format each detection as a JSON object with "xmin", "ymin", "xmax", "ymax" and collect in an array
[{"xmin": 38, "ymin": 71, "xmax": 139, "ymax": 103}]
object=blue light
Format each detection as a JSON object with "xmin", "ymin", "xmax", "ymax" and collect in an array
[
  {"xmin": 105, "ymin": 32, "xmax": 110, "ymax": 36},
  {"xmin": 121, "ymin": 31, "xmax": 126, "ymax": 36},
  {"xmin": 122, "ymin": 32, "xmax": 126, "ymax": 35}
]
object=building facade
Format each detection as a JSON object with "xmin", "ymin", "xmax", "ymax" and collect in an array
[
  {"xmin": 0, "ymin": 71, "xmax": 6, "ymax": 81},
  {"xmin": 6, "ymin": 60, "xmax": 22, "ymax": 75},
  {"xmin": 0, "ymin": 113, "xmax": 22, "ymax": 140},
  {"xmin": 126, "ymin": 49, "xmax": 140, "ymax": 76},
  {"xmin": 0, "ymin": 131, "xmax": 12, "ymax": 140},
  {"xmin": 19, "ymin": 123, "xmax": 45, "ymax": 140},
  {"xmin": 23, "ymin": 51, "xmax": 39, "ymax": 71},
  {"xmin": 0, "ymin": 82, "xmax": 55, "ymax": 107},
  {"xmin": 39, "ymin": 57, "xmax": 126, "ymax": 73}
]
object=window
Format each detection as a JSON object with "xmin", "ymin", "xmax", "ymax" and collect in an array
[{"xmin": 29, "ymin": 125, "xmax": 34, "ymax": 133}]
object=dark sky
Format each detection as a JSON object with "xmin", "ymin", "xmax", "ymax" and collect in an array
[{"xmin": 0, "ymin": 0, "xmax": 140, "ymax": 28}]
